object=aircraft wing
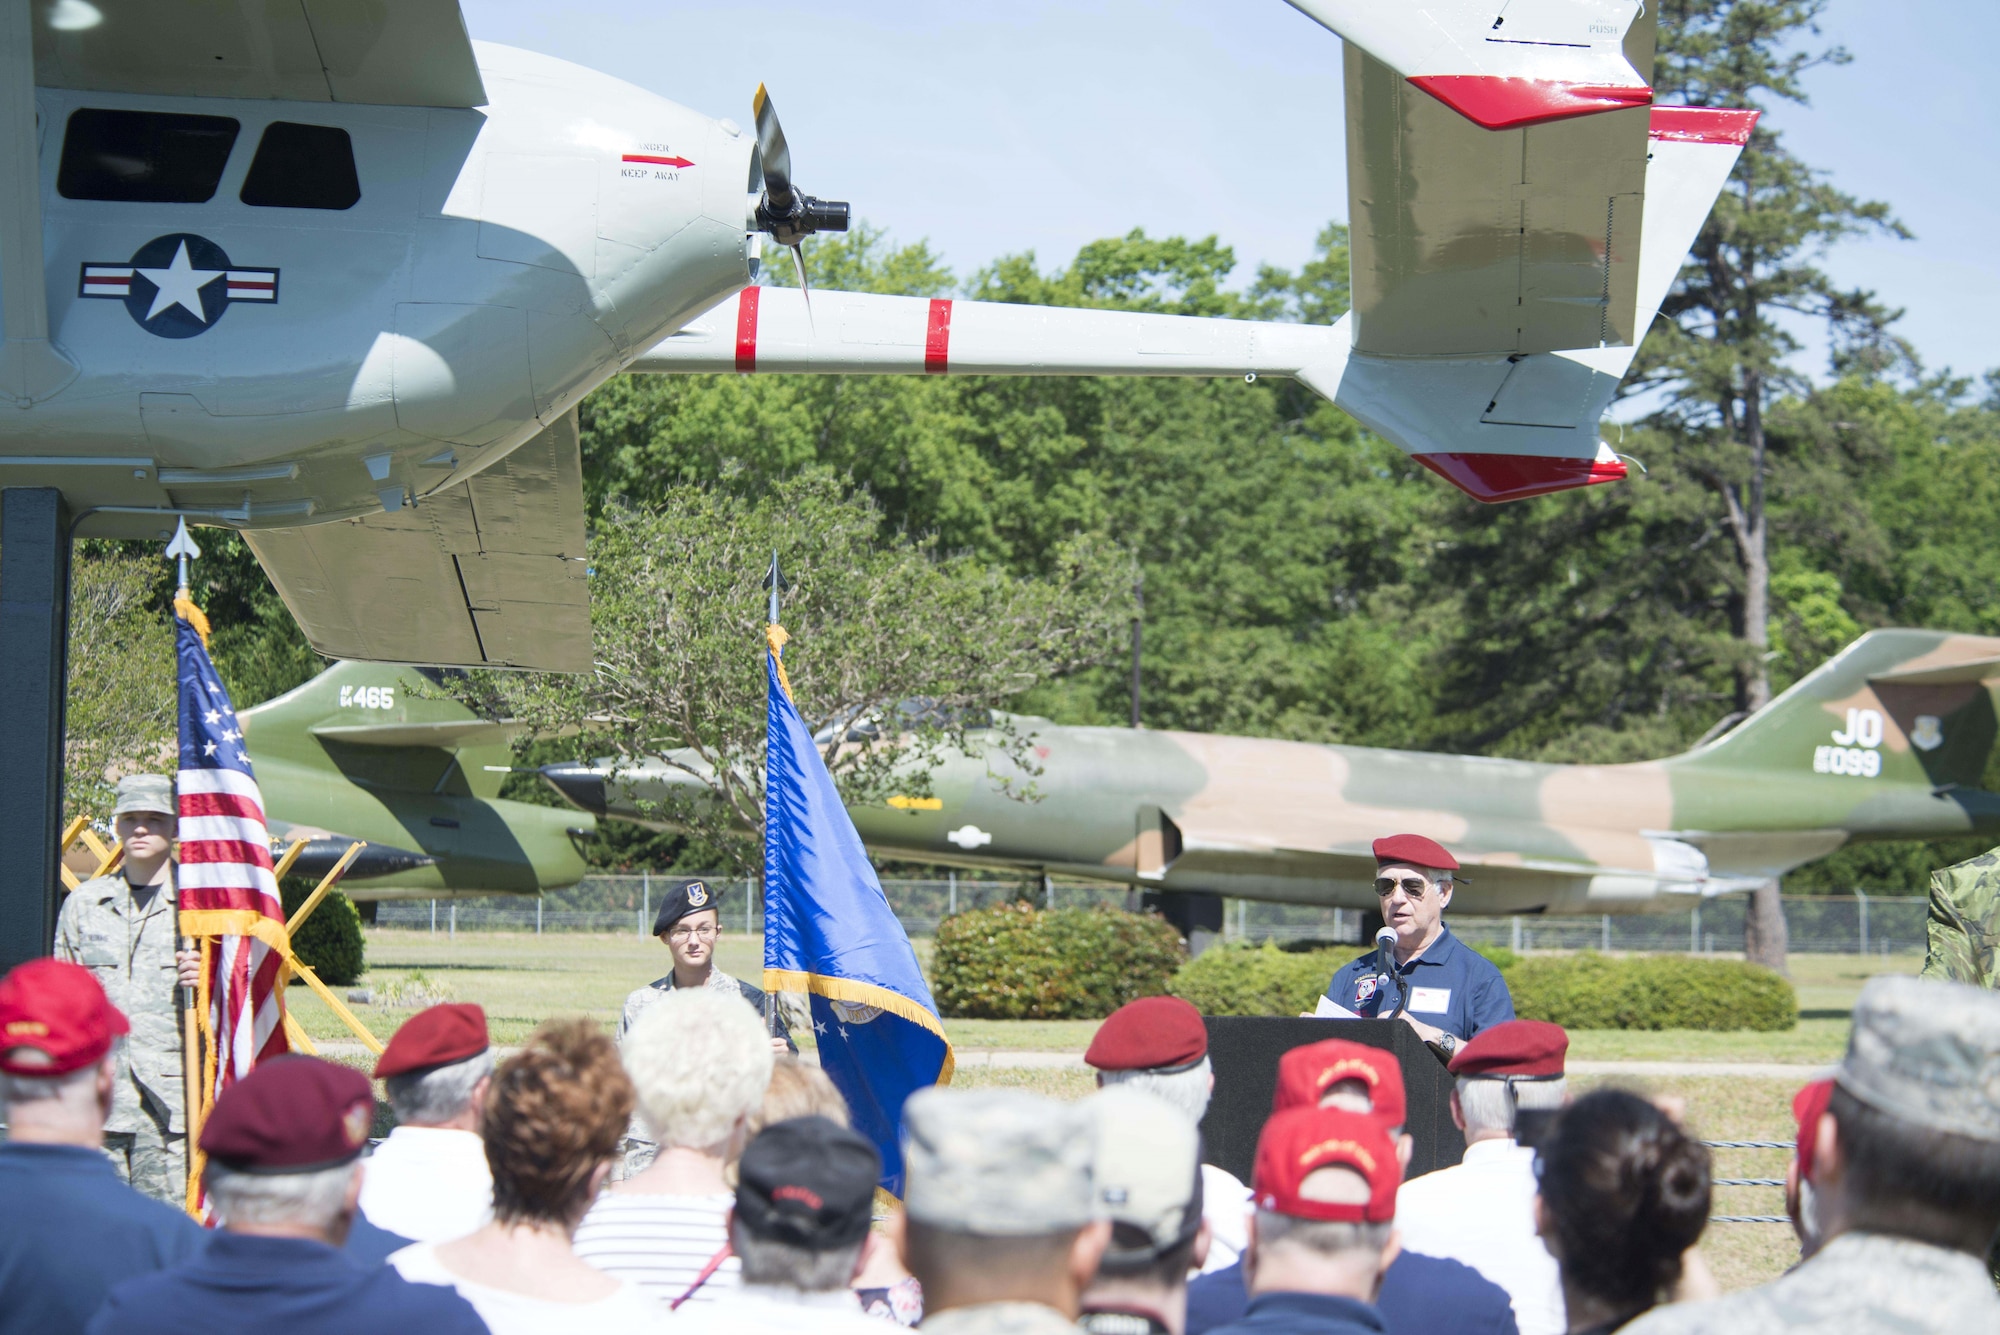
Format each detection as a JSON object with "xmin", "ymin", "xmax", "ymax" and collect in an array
[
  {"xmin": 28, "ymin": 0, "xmax": 486, "ymax": 107},
  {"xmin": 633, "ymin": 96, "xmax": 1750, "ymax": 505},
  {"xmin": 307, "ymin": 720, "xmax": 529, "ymax": 748},
  {"xmin": 243, "ymin": 413, "xmax": 591, "ymax": 671}
]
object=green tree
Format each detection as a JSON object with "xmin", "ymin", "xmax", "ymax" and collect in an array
[
  {"xmin": 65, "ymin": 551, "xmax": 178, "ymax": 821},
  {"xmin": 1636, "ymin": 0, "xmax": 1913, "ymax": 965},
  {"xmin": 461, "ymin": 475, "xmax": 1130, "ymax": 869}
]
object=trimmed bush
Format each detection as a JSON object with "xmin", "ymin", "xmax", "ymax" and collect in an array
[
  {"xmin": 1169, "ymin": 942, "xmax": 1355, "ymax": 1017},
  {"xmin": 1508, "ymin": 953, "xmax": 1796, "ymax": 1031},
  {"xmin": 931, "ymin": 902, "xmax": 1186, "ymax": 1019},
  {"xmin": 280, "ymin": 877, "xmax": 366, "ymax": 988}
]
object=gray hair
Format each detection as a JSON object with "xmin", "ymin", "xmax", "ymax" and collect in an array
[
  {"xmin": 1255, "ymin": 1209, "xmax": 1393, "ymax": 1259},
  {"xmin": 1098, "ymin": 1056, "xmax": 1212, "ymax": 1126},
  {"xmin": 1457, "ymin": 1075, "xmax": 1568, "ymax": 1138},
  {"xmin": 0, "ymin": 1059, "xmax": 97, "ymax": 1108},
  {"xmin": 729, "ymin": 1216, "xmax": 863, "ymax": 1291},
  {"xmin": 623, "ymin": 988, "xmax": 773, "ymax": 1149},
  {"xmin": 384, "ymin": 1049, "xmax": 494, "ymax": 1125},
  {"xmin": 206, "ymin": 1160, "xmax": 358, "ymax": 1231}
]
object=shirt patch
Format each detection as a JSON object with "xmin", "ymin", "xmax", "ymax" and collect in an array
[
  {"xmin": 1408, "ymin": 986, "xmax": 1453, "ymax": 1015},
  {"xmin": 1354, "ymin": 976, "xmax": 1380, "ymax": 1003}
]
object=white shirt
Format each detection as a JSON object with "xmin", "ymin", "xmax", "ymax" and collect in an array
[
  {"xmin": 1393, "ymin": 1138, "xmax": 1563, "ymax": 1335},
  {"xmin": 1199, "ymin": 1164, "xmax": 1252, "ymax": 1275},
  {"xmin": 572, "ymin": 1191, "xmax": 741, "ymax": 1307},
  {"xmin": 672, "ymin": 1282, "xmax": 896, "ymax": 1335},
  {"xmin": 391, "ymin": 1242, "xmax": 661, "ymax": 1335},
  {"xmin": 360, "ymin": 1126, "xmax": 494, "ymax": 1244}
]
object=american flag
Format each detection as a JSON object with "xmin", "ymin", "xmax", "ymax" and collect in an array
[{"xmin": 174, "ymin": 612, "xmax": 289, "ymax": 1105}]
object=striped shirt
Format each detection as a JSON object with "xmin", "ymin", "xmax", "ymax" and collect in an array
[{"xmin": 572, "ymin": 1192, "xmax": 739, "ymax": 1307}]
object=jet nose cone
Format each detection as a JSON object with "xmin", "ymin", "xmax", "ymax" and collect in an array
[{"xmin": 540, "ymin": 762, "xmax": 608, "ymax": 815}]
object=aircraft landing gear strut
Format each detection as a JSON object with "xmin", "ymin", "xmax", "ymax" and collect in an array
[{"xmin": 0, "ymin": 488, "xmax": 71, "ymax": 971}]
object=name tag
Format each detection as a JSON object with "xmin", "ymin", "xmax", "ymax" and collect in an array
[{"xmin": 1408, "ymin": 986, "xmax": 1452, "ymax": 1015}]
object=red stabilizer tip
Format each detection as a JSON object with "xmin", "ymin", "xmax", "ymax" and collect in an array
[
  {"xmin": 1407, "ymin": 76, "xmax": 1652, "ymax": 130},
  {"xmin": 1414, "ymin": 452, "xmax": 1629, "ymax": 503}
]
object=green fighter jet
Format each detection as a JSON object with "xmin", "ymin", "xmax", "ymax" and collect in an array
[
  {"xmin": 540, "ymin": 630, "xmax": 2000, "ymax": 920},
  {"xmin": 237, "ymin": 661, "xmax": 592, "ymax": 899}
]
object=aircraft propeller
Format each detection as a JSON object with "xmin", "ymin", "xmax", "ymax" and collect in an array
[{"xmin": 751, "ymin": 84, "xmax": 849, "ymax": 307}]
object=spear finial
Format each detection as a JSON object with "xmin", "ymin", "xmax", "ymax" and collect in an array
[
  {"xmin": 762, "ymin": 549, "xmax": 788, "ymax": 625},
  {"xmin": 165, "ymin": 516, "xmax": 202, "ymax": 594}
]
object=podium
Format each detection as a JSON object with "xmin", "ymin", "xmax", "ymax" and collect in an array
[{"xmin": 1197, "ymin": 1017, "xmax": 1466, "ymax": 1184}]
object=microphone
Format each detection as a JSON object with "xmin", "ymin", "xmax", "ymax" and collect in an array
[{"xmin": 1374, "ymin": 926, "xmax": 1404, "ymax": 1017}]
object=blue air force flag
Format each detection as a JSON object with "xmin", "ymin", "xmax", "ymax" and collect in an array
[{"xmin": 763, "ymin": 626, "xmax": 953, "ymax": 1194}]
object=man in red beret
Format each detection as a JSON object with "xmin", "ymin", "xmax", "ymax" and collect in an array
[
  {"xmin": 357, "ymin": 1003, "xmax": 494, "ymax": 1244},
  {"xmin": 1199, "ymin": 1107, "xmax": 1402, "ymax": 1335},
  {"xmin": 1393, "ymin": 1020, "xmax": 1569, "ymax": 1335},
  {"xmin": 1317, "ymin": 835, "xmax": 1514, "ymax": 1058},
  {"xmin": 0, "ymin": 960, "xmax": 206, "ymax": 1335},
  {"xmin": 1784, "ymin": 1078, "xmax": 1834, "ymax": 1259},
  {"xmin": 86, "ymin": 1056, "xmax": 488, "ymax": 1335},
  {"xmin": 1085, "ymin": 996, "xmax": 1251, "ymax": 1275}
]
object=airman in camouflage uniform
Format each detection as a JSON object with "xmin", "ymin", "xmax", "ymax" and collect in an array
[
  {"xmin": 902, "ymin": 1087, "xmax": 1100, "ymax": 1335},
  {"xmin": 1922, "ymin": 849, "xmax": 2000, "ymax": 987},
  {"xmin": 52, "ymin": 776, "xmax": 191, "ymax": 1204},
  {"xmin": 1624, "ymin": 976, "xmax": 2000, "ymax": 1335}
]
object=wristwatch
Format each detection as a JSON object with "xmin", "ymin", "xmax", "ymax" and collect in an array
[{"xmin": 1431, "ymin": 1031, "xmax": 1459, "ymax": 1059}]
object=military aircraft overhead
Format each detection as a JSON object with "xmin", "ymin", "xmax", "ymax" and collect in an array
[
  {"xmin": 1, "ymin": 0, "xmax": 1752, "ymax": 961},
  {"xmin": 542, "ymin": 631, "xmax": 2000, "ymax": 922},
  {"xmin": 236, "ymin": 660, "xmax": 593, "ymax": 900}
]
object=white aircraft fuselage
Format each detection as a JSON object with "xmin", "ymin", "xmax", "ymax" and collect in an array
[{"xmin": 11, "ymin": 43, "xmax": 755, "ymax": 539}]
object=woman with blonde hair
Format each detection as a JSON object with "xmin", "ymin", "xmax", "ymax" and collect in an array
[
  {"xmin": 574, "ymin": 985, "xmax": 774, "ymax": 1308},
  {"xmin": 390, "ymin": 1018, "xmax": 655, "ymax": 1335}
]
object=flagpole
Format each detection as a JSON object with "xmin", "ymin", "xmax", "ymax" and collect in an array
[{"xmin": 165, "ymin": 518, "xmax": 208, "ymax": 1218}]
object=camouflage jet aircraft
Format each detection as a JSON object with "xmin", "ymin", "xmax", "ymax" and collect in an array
[
  {"xmin": 541, "ymin": 630, "xmax": 2000, "ymax": 919},
  {"xmin": 238, "ymin": 660, "xmax": 591, "ymax": 899}
]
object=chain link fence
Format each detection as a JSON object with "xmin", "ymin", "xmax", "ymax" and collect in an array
[{"xmin": 370, "ymin": 875, "xmax": 1927, "ymax": 957}]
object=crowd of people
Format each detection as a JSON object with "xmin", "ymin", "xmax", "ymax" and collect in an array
[{"xmin": 2, "ymin": 945, "xmax": 1998, "ymax": 1335}]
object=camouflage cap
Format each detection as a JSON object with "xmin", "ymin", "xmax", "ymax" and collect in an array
[
  {"xmin": 902, "ymin": 1086, "xmax": 1093, "ymax": 1235},
  {"xmin": 1087, "ymin": 1087, "xmax": 1203, "ymax": 1263},
  {"xmin": 112, "ymin": 775, "xmax": 174, "ymax": 819},
  {"xmin": 1838, "ymin": 975, "xmax": 2000, "ymax": 1143}
]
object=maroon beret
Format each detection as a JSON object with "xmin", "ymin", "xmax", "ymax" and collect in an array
[
  {"xmin": 1448, "ymin": 1019, "xmax": 1568, "ymax": 1079},
  {"xmin": 200, "ymin": 1056, "xmax": 373, "ymax": 1173},
  {"xmin": 374, "ymin": 1003, "xmax": 489, "ymax": 1079},
  {"xmin": 0, "ymin": 959, "xmax": 130, "ymax": 1076},
  {"xmin": 1373, "ymin": 834, "xmax": 1459, "ymax": 872},
  {"xmin": 1085, "ymin": 996, "xmax": 1208, "ymax": 1073}
]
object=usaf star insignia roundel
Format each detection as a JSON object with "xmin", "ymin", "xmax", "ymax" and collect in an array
[{"xmin": 79, "ymin": 233, "xmax": 279, "ymax": 338}]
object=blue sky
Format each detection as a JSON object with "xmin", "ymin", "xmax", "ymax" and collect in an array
[{"xmin": 463, "ymin": 1, "xmax": 2000, "ymax": 387}]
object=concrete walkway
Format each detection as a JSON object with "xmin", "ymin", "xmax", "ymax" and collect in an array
[{"xmin": 308, "ymin": 1039, "xmax": 1824, "ymax": 1081}]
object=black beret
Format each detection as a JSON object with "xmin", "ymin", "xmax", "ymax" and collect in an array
[
  {"xmin": 736, "ymin": 1116, "xmax": 880, "ymax": 1250},
  {"xmin": 653, "ymin": 878, "xmax": 723, "ymax": 935}
]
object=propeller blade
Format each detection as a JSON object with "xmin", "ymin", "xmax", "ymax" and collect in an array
[{"xmin": 752, "ymin": 83, "xmax": 796, "ymax": 213}]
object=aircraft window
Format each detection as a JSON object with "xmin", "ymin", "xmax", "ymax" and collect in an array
[
  {"xmin": 58, "ymin": 109, "xmax": 240, "ymax": 203},
  {"xmin": 239, "ymin": 122, "xmax": 361, "ymax": 210}
]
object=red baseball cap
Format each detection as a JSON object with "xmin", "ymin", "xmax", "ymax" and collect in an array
[
  {"xmin": 1448, "ymin": 1019, "xmax": 1568, "ymax": 1079},
  {"xmin": 1372, "ymin": 834, "xmax": 1458, "ymax": 872},
  {"xmin": 1085, "ymin": 996, "xmax": 1208, "ymax": 1074},
  {"xmin": 0, "ymin": 959, "xmax": 130, "ymax": 1076},
  {"xmin": 1253, "ymin": 1106, "xmax": 1399, "ymax": 1224},
  {"xmin": 1792, "ymin": 1078, "xmax": 1835, "ymax": 1180},
  {"xmin": 200, "ymin": 1056, "xmax": 374, "ymax": 1174},
  {"xmin": 374, "ymin": 1003, "xmax": 490, "ymax": 1079},
  {"xmin": 1273, "ymin": 1039, "xmax": 1407, "ymax": 1129}
]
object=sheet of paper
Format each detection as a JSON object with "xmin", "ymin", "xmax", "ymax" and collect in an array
[{"xmin": 1313, "ymin": 995, "xmax": 1363, "ymax": 1020}]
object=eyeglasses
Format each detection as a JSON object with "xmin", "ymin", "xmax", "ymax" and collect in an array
[
  {"xmin": 1374, "ymin": 877, "xmax": 1432, "ymax": 899},
  {"xmin": 667, "ymin": 923, "xmax": 720, "ymax": 943}
]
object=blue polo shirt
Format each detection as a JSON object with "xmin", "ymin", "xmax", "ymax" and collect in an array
[
  {"xmin": 1323, "ymin": 925, "xmax": 1514, "ymax": 1041},
  {"xmin": 1188, "ymin": 1252, "xmax": 1519, "ymax": 1335},
  {"xmin": 86, "ymin": 1232, "xmax": 487, "ymax": 1335},
  {"xmin": 1204, "ymin": 1291, "xmax": 1386, "ymax": 1335},
  {"xmin": 0, "ymin": 1142, "xmax": 208, "ymax": 1335}
]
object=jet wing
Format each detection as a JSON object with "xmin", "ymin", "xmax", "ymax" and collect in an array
[
  {"xmin": 243, "ymin": 413, "xmax": 591, "ymax": 671},
  {"xmin": 29, "ymin": 0, "xmax": 486, "ymax": 107},
  {"xmin": 306, "ymin": 720, "xmax": 529, "ymax": 748}
]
